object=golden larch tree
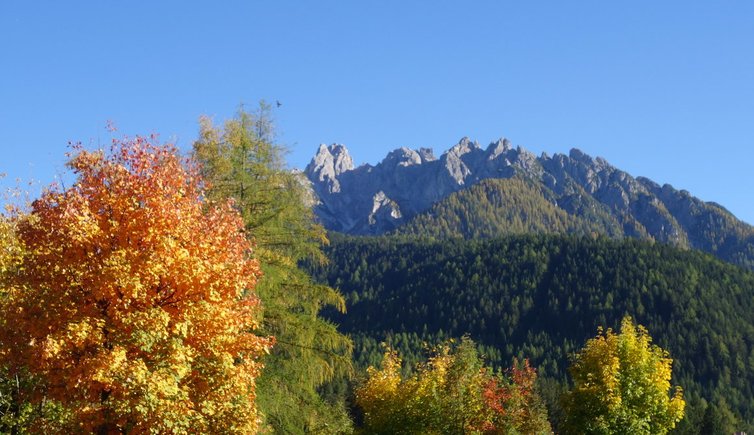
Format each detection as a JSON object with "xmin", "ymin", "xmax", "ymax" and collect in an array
[{"xmin": 193, "ymin": 106, "xmax": 353, "ymax": 433}]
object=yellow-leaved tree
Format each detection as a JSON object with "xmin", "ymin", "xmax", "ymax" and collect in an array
[
  {"xmin": 562, "ymin": 316, "xmax": 685, "ymax": 435},
  {"xmin": 356, "ymin": 337, "xmax": 551, "ymax": 434},
  {"xmin": 0, "ymin": 137, "xmax": 272, "ymax": 433}
]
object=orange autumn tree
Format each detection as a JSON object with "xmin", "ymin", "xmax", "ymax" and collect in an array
[{"xmin": 0, "ymin": 137, "xmax": 272, "ymax": 433}]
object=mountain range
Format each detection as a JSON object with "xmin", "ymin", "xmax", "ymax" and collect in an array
[{"xmin": 304, "ymin": 138, "xmax": 754, "ymax": 270}]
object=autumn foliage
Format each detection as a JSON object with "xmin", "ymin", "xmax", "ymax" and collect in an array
[
  {"xmin": 0, "ymin": 137, "xmax": 271, "ymax": 433},
  {"xmin": 355, "ymin": 337, "xmax": 551, "ymax": 434},
  {"xmin": 562, "ymin": 316, "xmax": 685, "ymax": 435}
]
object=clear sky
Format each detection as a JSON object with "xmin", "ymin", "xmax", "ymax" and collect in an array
[{"xmin": 1, "ymin": 1, "xmax": 753, "ymax": 223}]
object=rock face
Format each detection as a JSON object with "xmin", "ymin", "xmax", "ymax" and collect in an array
[
  {"xmin": 304, "ymin": 137, "xmax": 754, "ymax": 269},
  {"xmin": 305, "ymin": 144, "xmax": 354, "ymax": 193}
]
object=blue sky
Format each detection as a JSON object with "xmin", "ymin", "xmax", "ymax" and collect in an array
[{"xmin": 1, "ymin": 1, "xmax": 753, "ymax": 223}]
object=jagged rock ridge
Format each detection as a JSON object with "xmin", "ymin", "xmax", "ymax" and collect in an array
[{"xmin": 304, "ymin": 138, "xmax": 754, "ymax": 270}]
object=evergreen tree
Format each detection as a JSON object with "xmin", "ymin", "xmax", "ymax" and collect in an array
[
  {"xmin": 699, "ymin": 400, "xmax": 739, "ymax": 435},
  {"xmin": 193, "ymin": 103, "xmax": 353, "ymax": 433}
]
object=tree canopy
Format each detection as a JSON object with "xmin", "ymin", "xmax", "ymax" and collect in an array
[
  {"xmin": 0, "ymin": 137, "xmax": 271, "ymax": 433},
  {"xmin": 356, "ymin": 337, "xmax": 551, "ymax": 435},
  {"xmin": 193, "ymin": 104, "xmax": 353, "ymax": 433},
  {"xmin": 562, "ymin": 316, "xmax": 685, "ymax": 434}
]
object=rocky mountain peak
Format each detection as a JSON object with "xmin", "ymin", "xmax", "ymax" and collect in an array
[
  {"xmin": 568, "ymin": 148, "xmax": 612, "ymax": 172},
  {"xmin": 304, "ymin": 143, "xmax": 354, "ymax": 193},
  {"xmin": 568, "ymin": 148, "xmax": 591, "ymax": 164},
  {"xmin": 487, "ymin": 138, "xmax": 512, "ymax": 160},
  {"xmin": 446, "ymin": 137, "xmax": 480, "ymax": 157},
  {"xmin": 381, "ymin": 147, "xmax": 423, "ymax": 168},
  {"xmin": 418, "ymin": 147, "xmax": 436, "ymax": 162}
]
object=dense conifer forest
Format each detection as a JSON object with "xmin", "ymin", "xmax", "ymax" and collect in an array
[
  {"xmin": 394, "ymin": 177, "xmax": 623, "ymax": 240},
  {"xmin": 308, "ymin": 233, "xmax": 754, "ymax": 431}
]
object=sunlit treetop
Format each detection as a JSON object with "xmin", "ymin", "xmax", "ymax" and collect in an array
[
  {"xmin": 563, "ymin": 316, "xmax": 685, "ymax": 435},
  {"xmin": 0, "ymin": 136, "xmax": 272, "ymax": 433}
]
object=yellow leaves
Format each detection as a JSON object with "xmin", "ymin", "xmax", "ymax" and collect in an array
[
  {"xmin": 562, "ymin": 316, "xmax": 686, "ymax": 435},
  {"xmin": 0, "ymin": 137, "xmax": 269, "ymax": 433},
  {"xmin": 121, "ymin": 308, "xmax": 171, "ymax": 352},
  {"xmin": 172, "ymin": 320, "xmax": 189, "ymax": 339},
  {"xmin": 358, "ymin": 349, "xmax": 402, "ymax": 409},
  {"xmin": 41, "ymin": 337, "xmax": 62, "ymax": 360},
  {"xmin": 40, "ymin": 318, "xmax": 105, "ymax": 363},
  {"xmin": 0, "ymin": 215, "xmax": 23, "ymax": 277},
  {"xmin": 66, "ymin": 148, "xmax": 105, "ymax": 174},
  {"xmin": 356, "ymin": 340, "xmax": 550, "ymax": 434},
  {"xmin": 668, "ymin": 386, "xmax": 686, "ymax": 423},
  {"xmin": 91, "ymin": 347, "xmax": 128, "ymax": 385},
  {"xmin": 69, "ymin": 318, "xmax": 105, "ymax": 346}
]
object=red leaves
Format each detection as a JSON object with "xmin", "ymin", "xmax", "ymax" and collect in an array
[
  {"xmin": 356, "ymin": 339, "xmax": 550, "ymax": 434},
  {"xmin": 482, "ymin": 358, "xmax": 536, "ymax": 418}
]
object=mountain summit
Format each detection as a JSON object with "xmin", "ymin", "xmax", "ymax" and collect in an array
[{"xmin": 304, "ymin": 138, "xmax": 754, "ymax": 269}]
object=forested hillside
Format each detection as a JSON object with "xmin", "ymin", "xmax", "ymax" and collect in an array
[
  {"xmin": 309, "ymin": 234, "xmax": 754, "ymax": 430},
  {"xmin": 395, "ymin": 177, "xmax": 621, "ymax": 239}
]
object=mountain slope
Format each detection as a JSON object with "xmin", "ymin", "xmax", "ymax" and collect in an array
[
  {"xmin": 304, "ymin": 138, "xmax": 754, "ymax": 269},
  {"xmin": 395, "ymin": 177, "xmax": 622, "ymax": 239},
  {"xmin": 308, "ymin": 234, "xmax": 754, "ymax": 429}
]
